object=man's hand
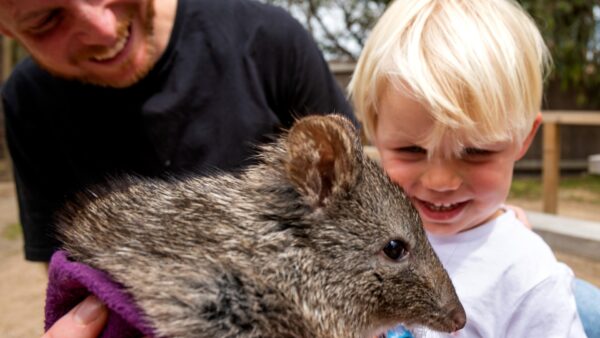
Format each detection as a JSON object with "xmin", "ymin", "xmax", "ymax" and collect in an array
[
  {"xmin": 506, "ymin": 204, "xmax": 532, "ymax": 229},
  {"xmin": 42, "ymin": 295, "xmax": 108, "ymax": 338}
]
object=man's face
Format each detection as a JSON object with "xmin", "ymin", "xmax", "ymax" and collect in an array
[
  {"xmin": 0, "ymin": 0, "xmax": 168, "ymax": 88},
  {"xmin": 373, "ymin": 87, "xmax": 534, "ymax": 236}
]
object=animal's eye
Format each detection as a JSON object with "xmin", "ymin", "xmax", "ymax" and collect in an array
[{"xmin": 382, "ymin": 239, "xmax": 409, "ymax": 261}]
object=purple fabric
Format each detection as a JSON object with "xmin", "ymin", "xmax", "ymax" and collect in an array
[{"xmin": 45, "ymin": 250, "xmax": 155, "ymax": 337}]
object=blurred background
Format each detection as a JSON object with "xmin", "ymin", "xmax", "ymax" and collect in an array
[{"xmin": 1, "ymin": 0, "xmax": 599, "ymax": 337}]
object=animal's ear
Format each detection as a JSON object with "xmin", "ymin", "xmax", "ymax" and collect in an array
[{"xmin": 285, "ymin": 115, "xmax": 362, "ymax": 208}]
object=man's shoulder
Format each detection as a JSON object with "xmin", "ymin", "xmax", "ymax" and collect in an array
[
  {"xmin": 185, "ymin": 0, "xmax": 305, "ymax": 38},
  {"xmin": 177, "ymin": 0, "xmax": 313, "ymax": 72},
  {"xmin": 4, "ymin": 58, "xmax": 50, "ymax": 94},
  {"xmin": 190, "ymin": 0, "xmax": 295, "ymax": 21},
  {"xmin": 2, "ymin": 58, "xmax": 56, "ymax": 117},
  {"xmin": 2, "ymin": 58, "xmax": 90, "ymax": 120}
]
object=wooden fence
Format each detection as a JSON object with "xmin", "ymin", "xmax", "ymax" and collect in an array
[{"xmin": 541, "ymin": 112, "xmax": 600, "ymax": 214}]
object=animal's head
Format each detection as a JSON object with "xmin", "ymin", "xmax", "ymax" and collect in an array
[{"xmin": 265, "ymin": 115, "xmax": 466, "ymax": 336}]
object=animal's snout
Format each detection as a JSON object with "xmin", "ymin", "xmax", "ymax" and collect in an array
[{"xmin": 448, "ymin": 304, "xmax": 466, "ymax": 332}]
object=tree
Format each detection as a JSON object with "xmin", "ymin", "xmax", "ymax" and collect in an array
[
  {"xmin": 262, "ymin": 0, "xmax": 600, "ymax": 108},
  {"xmin": 520, "ymin": 0, "xmax": 600, "ymax": 108},
  {"xmin": 263, "ymin": 0, "xmax": 391, "ymax": 61}
]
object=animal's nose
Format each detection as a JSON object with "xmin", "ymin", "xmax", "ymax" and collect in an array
[{"xmin": 449, "ymin": 304, "xmax": 467, "ymax": 331}]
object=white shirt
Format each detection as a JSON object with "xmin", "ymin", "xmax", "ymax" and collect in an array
[{"xmin": 421, "ymin": 209, "xmax": 587, "ymax": 338}]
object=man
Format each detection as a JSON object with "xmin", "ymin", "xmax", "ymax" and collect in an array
[{"xmin": 0, "ymin": 0, "xmax": 355, "ymax": 263}]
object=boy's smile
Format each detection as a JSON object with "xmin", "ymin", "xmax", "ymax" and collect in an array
[
  {"xmin": 414, "ymin": 198, "xmax": 469, "ymax": 222},
  {"xmin": 373, "ymin": 87, "xmax": 538, "ymax": 236}
]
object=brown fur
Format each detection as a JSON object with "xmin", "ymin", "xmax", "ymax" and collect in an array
[{"xmin": 58, "ymin": 115, "xmax": 465, "ymax": 338}]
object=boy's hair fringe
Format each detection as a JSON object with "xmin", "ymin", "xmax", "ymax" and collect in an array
[{"xmin": 348, "ymin": 0, "xmax": 551, "ymax": 155}]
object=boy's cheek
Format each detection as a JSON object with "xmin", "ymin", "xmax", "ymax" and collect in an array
[
  {"xmin": 466, "ymin": 165, "xmax": 512, "ymax": 193},
  {"xmin": 379, "ymin": 158, "xmax": 414, "ymax": 188},
  {"xmin": 380, "ymin": 162, "xmax": 407, "ymax": 187}
]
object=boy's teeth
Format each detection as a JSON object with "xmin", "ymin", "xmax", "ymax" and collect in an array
[
  {"xmin": 427, "ymin": 202, "xmax": 458, "ymax": 211},
  {"xmin": 92, "ymin": 28, "xmax": 129, "ymax": 61}
]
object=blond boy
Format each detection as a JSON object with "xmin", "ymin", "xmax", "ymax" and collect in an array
[{"xmin": 349, "ymin": 0, "xmax": 586, "ymax": 336}]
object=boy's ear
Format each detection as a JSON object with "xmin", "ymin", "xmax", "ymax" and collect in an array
[{"xmin": 516, "ymin": 112, "xmax": 542, "ymax": 160}]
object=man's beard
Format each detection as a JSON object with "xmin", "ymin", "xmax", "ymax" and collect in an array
[{"xmin": 34, "ymin": 0, "xmax": 158, "ymax": 88}]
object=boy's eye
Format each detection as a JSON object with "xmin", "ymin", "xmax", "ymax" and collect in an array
[
  {"xmin": 462, "ymin": 147, "xmax": 493, "ymax": 156},
  {"xmin": 26, "ymin": 10, "xmax": 63, "ymax": 35},
  {"xmin": 396, "ymin": 146, "xmax": 427, "ymax": 154}
]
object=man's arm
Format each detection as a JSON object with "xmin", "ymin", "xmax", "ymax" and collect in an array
[
  {"xmin": 3, "ymin": 84, "xmax": 65, "ymax": 261},
  {"xmin": 252, "ymin": 6, "xmax": 357, "ymax": 129}
]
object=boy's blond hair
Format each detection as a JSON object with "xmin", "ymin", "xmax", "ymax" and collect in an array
[{"xmin": 349, "ymin": 0, "xmax": 551, "ymax": 155}]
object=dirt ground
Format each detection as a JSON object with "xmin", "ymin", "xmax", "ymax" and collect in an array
[
  {"xmin": 1, "ymin": 181, "xmax": 599, "ymax": 337},
  {"xmin": 0, "ymin": 182, "xmax": 47, "ymax": 338}
]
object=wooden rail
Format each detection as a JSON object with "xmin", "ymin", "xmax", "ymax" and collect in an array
[{"xmin": 542, "ymin": 112, "xmax": 600, "ymax": 214}]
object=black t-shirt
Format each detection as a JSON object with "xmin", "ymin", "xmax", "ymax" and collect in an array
[{"xmin": 2, "ymin": 0, "xmax": 355, "ymax": 261}]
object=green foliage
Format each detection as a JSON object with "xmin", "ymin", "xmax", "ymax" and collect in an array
[
  {"xmin": 263, "ymin": 0, "xmax": 600, "ymax": 109},
  {"xmin": 509, "ymin": 174, "xmax": 600, "ymax": 201},
  {"xmin": 263, "ymin": 0, "xmax": 392, "ymax": 60},
  {"xmin": 519, "ymin": 0, "xmax": 600, "ymax": 107},
  {"xmin": 509, "ymin": 176, "xmax": 543, "ymax": 199},
  {"xmin": 560, "ymin": 173, "xmax": 600, "ymax": 191}
]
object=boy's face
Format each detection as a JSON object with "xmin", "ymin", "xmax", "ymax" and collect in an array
[
  {"xmin": 0, "ymin": 0, "xmax": 170, "ymax": 88},
  {"xmin": 373, "ymin": 87, "xmax": 537, "ymax": 235}
]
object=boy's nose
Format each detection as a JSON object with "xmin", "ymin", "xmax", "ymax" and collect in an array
[
  {"xmin": 420, "ymin": 161, "xmax": 462, "ymax": 192},
  {"xmin": 74, "ymin": 5, "xmax": 119, "ymax": 46}
]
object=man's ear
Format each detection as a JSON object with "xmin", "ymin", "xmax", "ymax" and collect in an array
[{"xmin": 516, "ymin": 112, "xmax": 542, "ymax": 160}]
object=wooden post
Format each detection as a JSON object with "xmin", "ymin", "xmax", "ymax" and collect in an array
[
  {"xmin": 540, "ymin": 112, "xmax": 600, "ymax": 215},
  {"xmin": 542, "ymin": 121, "xmax": 559, "ymax": 214},
  {"xmin": 2, "ymin": 36, "xmax": 12, "ymax": 81},
  {"xmin": 1, "ymin": 36, "xmax": 14, "ymax": 180}
]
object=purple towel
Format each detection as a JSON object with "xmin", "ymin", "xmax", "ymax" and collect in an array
[{"xmin": 45, "ymin": 250, "xmax": 155, "ymax": 337}]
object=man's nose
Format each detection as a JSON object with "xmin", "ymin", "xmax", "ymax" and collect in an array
[
  {"xmin": 74, "ymin": 5, "xmax": 119, "ymax": 45},
  {"xmin": 420, "ymin": 160, "xmax": 462, "ymax": 192}
]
